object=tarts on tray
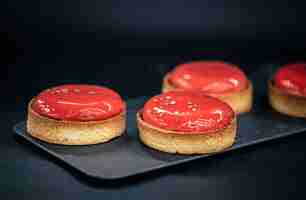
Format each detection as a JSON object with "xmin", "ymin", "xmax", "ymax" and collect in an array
[
  {"xmin": 269, "ymin": 63, "xmax": 306, "ymax": 118},
  {"xmin": 27, "ymin": 84, "xmax": 126, "ymax": 145},
  {"xmin": 137, "ymin": 90, "xmax": 237, "ymax": 154},
  {"xmin": 163, "ymin": 61, "xmax": 253, "ymax": 114}
]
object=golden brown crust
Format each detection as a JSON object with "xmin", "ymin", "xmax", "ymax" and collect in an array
[
  {"xmin": 268, "ymin": 79, "xmax": 306, "ymax": 118},
  {"xmin": 136, "ymin": 112, "xmax": 237, "ymax": 154},
  {"xmin": 162, "ymin": 73, "xmax": 253, "ymax": 114},
  {"xmin": 26, "ymin": 98, "xmax": 126, "ymax": 145}
]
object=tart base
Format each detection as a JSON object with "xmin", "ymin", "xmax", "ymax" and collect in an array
[
  {"xmin": 137, "ymin": 112, "xmax": 237, "ymax": 155},
  {"xmin": 27, "ymin": 99, "xmax": 126, "ymax": 145},
  {"xmin": 162, "ymin": 74, "xmax": 253, "ymax": 114},
  {"xmin": 268, "ymin": 80, "xmax": 306, "ymax": 118}
]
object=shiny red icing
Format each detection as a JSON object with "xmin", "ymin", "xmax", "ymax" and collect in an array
[
  {"xmin": 274, "ymin": 63, "xmax": 306, "ymax": 97},
  {"xmin": 143, "ymin": 91, "xmax": 234, "ymax": 133},
  {"xmin": 168, "ymin": 61, "xmax": 248, "ymax": 95},
  {"xmin": 32, "ymin": 84, "xmax": 125, "ymax": 121}
]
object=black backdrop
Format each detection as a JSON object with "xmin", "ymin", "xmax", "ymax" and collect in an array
[
  {"xmin": 3, "ymin": 1, "xmax": 306, "ymax": 199},
  {"xmin": 2, "ymin": 0, "xmax": 306, "ymax": 106}
]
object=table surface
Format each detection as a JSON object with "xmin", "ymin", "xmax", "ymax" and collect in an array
[{"xmin": 1, "ymin": 103, "xmax": 306, "ymax": 200}]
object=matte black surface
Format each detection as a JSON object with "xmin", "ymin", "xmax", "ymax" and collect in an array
[{"xmin": 13, "ymin": 64, "xmax": 306, "ymax": 180}]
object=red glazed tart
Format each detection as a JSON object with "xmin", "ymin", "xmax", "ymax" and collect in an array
[
  {"xmin": 27, "ymin": 84, "xmax": 126, "ymax": 145},
  {"xmin": 163, "ymin": 61, "xmax": 253, "ymax": 114},
  {"xmin": 269, "ymin": 63, "xmax": 306, "ymax": 118},
  {"xmin": 137, "ymin": 91, "xmax": 237, "ymax": 154}
]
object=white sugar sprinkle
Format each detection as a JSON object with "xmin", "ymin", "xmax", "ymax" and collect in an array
[
  {"xmin": 169, "ymin": 100, "xmax": 176, "ymax": 105},
  {"xmin": 74, "ymin": 89, "xmax": 80, "ymax": 93}
]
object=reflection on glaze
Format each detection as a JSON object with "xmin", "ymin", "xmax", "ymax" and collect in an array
[
  {"xmin": 169, "ymin": 61, "xmax": 248, "ymax": 95},
  {"xmin": 274, "ymin": 63, "xmax": 306, "ymax": 97},
  {"xmin": 143, "ymin": 91, "xmax": 234, "ymax": 133},
  {"xmin": 32, "ymin": 84, "xmax": 125, "ymax": 121}
]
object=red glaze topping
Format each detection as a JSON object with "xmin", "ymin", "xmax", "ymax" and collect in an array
[
  {"xmin": 32, "ymin": 84, "xmax": 125, "ymax": 121},
  {"xmin": 143, "ymin": 91, "xmax": 234, "ymax": 133},
  {"xmin": 168, "ymin": 61, "xmax": 248, "ymax": 95},
  {"xmin": 274, "ymin": 63, "xmax": 306, "ymax": 97}
]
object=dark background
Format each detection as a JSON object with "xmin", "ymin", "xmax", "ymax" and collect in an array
[
  {"xmin": 2, "ymin": 0, "xmax": 306, "ymax": 105},
  {"xmin": 2, "ymin": 1, "xmax": 306, "ymax": 199}
]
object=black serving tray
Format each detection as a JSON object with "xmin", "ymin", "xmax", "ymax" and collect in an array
[{"xmin": 13, "ymin": 64, "xmax": 306, "ymax": 180}]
